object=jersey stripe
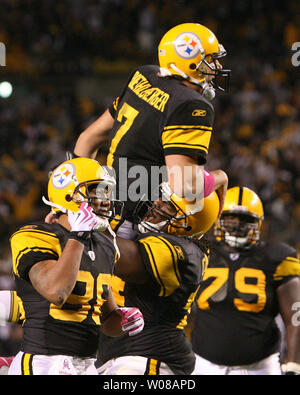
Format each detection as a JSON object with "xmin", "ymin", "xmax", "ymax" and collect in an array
[
  {"xmin": 163, "ymin": 125, "xmax": 212, "ymax": 131},
  {"xmin": 10, "ymin": 228, "xmax": 59, "ymax": 240},
  {"xmin": 11, "ymin": 228, "xmax": 62, "ymax": 278},
  {"xmin": 157, "ymin": 236, "xmax": 182, "ymax": 284},
  {"xmin": 14, "ymin": 246, "xmax": 59, "ymax": 277},
  {"xmin": 21, "ymin": 353, "xmax": 33, "ymax": 375},
  {"xmin": 162, "ymin": 127, "xmax": 211, "ymax": 154},
  {"xmin": 144, "ymin": 358, "xmax": 160, "ymax": 375},
  {"xmin": 138, "ymin": 236, "xmax": 181, "ymax": 297},
  {"xmin": 139, "ymin": 240, "xmax": 166, "ymax": 297},
  {"xmin": 273, "ymin": 256, "xmax": 300, "ymax": 280},
  {"xmin": 162, "ymin": 142, "xmax": 209, "ymax": 152}
]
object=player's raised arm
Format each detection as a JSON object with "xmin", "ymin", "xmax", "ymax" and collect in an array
[{"xmin": 74, "ymin": 109, "xmax": 114, "ymax": 159}]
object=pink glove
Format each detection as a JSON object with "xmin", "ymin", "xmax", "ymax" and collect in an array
[
  {"xmin": 0, "ymin": 356, "xmax": 14, "ymax": 375},
  {"xmin": 116, "ymin": 307, "xmax": 144, "ymax": 336}
]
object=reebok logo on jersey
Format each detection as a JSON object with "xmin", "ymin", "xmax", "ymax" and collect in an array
[{"xmin": 192, "ymin": 109, "xmax": 207, "ymax": 117}]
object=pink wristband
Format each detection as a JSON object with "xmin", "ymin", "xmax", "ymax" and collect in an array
[{"xmin": 203, "ymin": 170, "xmax": 215, "ymax": 197}]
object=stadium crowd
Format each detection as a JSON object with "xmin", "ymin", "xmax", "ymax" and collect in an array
[{"xmin": 0, "ymin": 0, "xmax": 299, "ymax": 355}]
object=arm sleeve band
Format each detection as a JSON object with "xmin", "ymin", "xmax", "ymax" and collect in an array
[{"xmin": 203, "ymin": 170, "xmax": 215, "ymax": 197}]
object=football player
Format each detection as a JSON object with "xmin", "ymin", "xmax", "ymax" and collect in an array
[
  {"xmin": 5, "ymin": 157, "xmax": 144, "ymax": 375},
  {"xmin": 73, "ymin": 23, "xmax": 231, "ymax": 238},
  {"xmin": 190, "ymin": 187, "xmax": 300, "ymax": 375},
  {"xmin": 96, "ymin": 183, "xmax": 221, "ymax": 375}
]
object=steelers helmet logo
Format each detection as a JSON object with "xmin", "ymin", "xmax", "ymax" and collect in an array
[
  {"xmin": 51, "ymin": 162, "xmax": 76, "ymax": 190},
  {"xmin": 174, "ymin": 32, "xmax": 203, "ymax": 59}
]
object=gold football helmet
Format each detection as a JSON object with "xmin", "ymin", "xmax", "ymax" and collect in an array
[
  {"xmin": 44, "ymin": 158, "xmax": 116, "ymax": 214},
  {"xmin": 135, "ymin": 182, "xmax": 219, "ymax": 239},
  {"xmin": 158, "ymin": 23, "xmax": 231, "ymax": 100},
  {"xmin": 215, "ymin": 186, "xmax": 264, "ymax": 248}
]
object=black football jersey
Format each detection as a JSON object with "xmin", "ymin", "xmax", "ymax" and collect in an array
[
  {"xmin": 97, "ymin": 232, "xmax": 208, "ymax": 375},
  {"xmin": 191, "ymin": 240, "xmax": 300, "ymax": 366},
  {"xmin": 107, "ymin": 65, "xmax": 214, "ymax": 220},
  {"xmin": 10, "ymin": 222, "xmax": 116, "ymax": 357}
]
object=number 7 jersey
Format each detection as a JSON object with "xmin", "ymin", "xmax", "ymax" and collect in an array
[
  {"xmin": 191, "ymin": 240, "xmax": 300, "ymax": 366},
  {"xmin": 107, "ymin": 64, "xmax": 214, "ymax": 220},
  {"xmin": 10, "ymin": 222, "xmax": 116, "ymax": 357}
]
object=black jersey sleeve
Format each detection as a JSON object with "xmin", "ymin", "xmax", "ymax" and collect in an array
[
  {"xmin": 272, "ymin": 244, "xmax": 300, "ymax": 287},
  {"xmin": 137, "ymin": 235, "xmax": 184, "ymax": 297},
  {"xmin": 10, "ymin": 225, "xmax": 61, "ymax": 281},
  {"xmin": 162, "ymin": 99, "xmax": 214, "ymax": 164}
]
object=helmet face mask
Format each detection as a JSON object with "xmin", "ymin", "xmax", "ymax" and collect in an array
[
  {"xmin": 134, "ymin": 198, "xmax": 178, "ymax": 234},
  {"xmin": 72, "ymin": 181, "xmax": 118, "ymax": 221},
  {"xmin": 195, "ymin": 44, "xmax": 230, "ymax": 92},
  {"xmin": 214, "ymin": 187, "xmax": 264, "ymax": 248},
  {"xmin": 219, "ymin": 213, "xmax": 260, "ymax": 248},
  {"xmin": 73, "ymin": 181, "xmax": 111, "ymax": 207},
  {"xmin": 134, "ymin": 183, "xmax": 219, "ymax": 239}
]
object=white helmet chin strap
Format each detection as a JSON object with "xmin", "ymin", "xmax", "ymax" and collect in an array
[{"xmin": 42, "ymin": 196, "xmax": 67, "ymax": 214}]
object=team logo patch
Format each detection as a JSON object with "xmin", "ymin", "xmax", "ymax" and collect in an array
[
  {"xmin": 51, "ymin": 163, "xmax": 76, "ymax": 190},
  {"xmin": 174, "ymin": 32, "xmax": 202, "ymax": 59}
]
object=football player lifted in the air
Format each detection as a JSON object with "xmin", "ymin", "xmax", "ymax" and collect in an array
[
  {"xmin": 190, "ymin": 187, "xmax": 300, "ymax": 375},
  {"xmin": 3, "ymin": 158, "xmax": 144, "ymax": 375},
  {"xmin": 73, "ymin": 23, "xmax": 231, "ymax": 239}
]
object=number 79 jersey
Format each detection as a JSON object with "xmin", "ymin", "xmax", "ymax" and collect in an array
[
  {"xmin": 191, "ymin": 240, "xmax": 300, "ymax": 366},
  {"xmin": 10, "ymin": 222, "xmax": 116, "ymax": 357}
]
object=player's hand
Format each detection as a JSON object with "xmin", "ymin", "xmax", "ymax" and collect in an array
[
  {"xmin": 116, "ymin": 307, "xmax": 144, "ymax": 336},
  {"xmin": 0, "ymin": 356, "xmax": 14, "ymax": 375},
  {"xmin": 281, "ymin": 362, "xmax": 300, "ymax": 375},
  {"xmin": 68, "ymin": 202, "xmax": 98, "ymax": 239}
]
